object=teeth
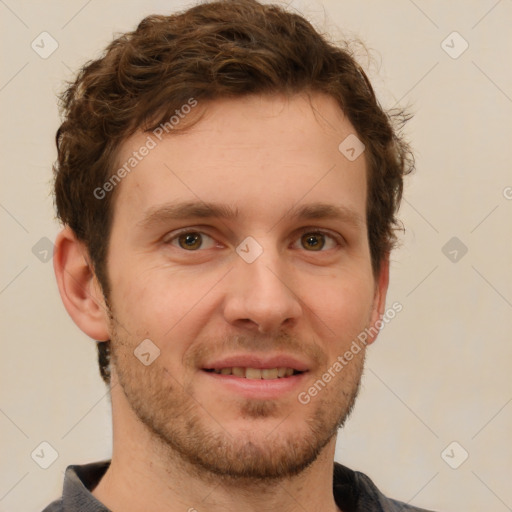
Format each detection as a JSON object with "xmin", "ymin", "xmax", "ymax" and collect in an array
[
  {"xmin": 232, "ymin": 366, "xmax": 245, "ymax": 377},
  {"xmin": 261, "ymin": 368, "xmax": 279, "ymax": 379},
  {"xmin": 209, "ymin": 367, "xmax": 299, "ymax": 379},
  {"xmin": 245, "ymin": 367, "xmax": 262, "ymax": 379}
]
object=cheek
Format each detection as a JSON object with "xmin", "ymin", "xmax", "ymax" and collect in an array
[
  {"xmin": 108, "ymin": 264, "xmax": 218, "ymax": 342},
  {"xmin": 306, "ymin": 273, "xmax": 375, "ymax": 345}
]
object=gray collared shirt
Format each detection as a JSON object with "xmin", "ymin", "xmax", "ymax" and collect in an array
[{"xmin": 41, "ymin": 460, "xmax": 436, "ymax": 511}]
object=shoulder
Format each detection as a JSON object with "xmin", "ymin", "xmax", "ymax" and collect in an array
[
  {"xmin": 39, "ymin": 460, "xmax": 111, "ymax": 512},
  {"xmin": 40, "ymin": 497, "xmax": 63, "ymax": 512},
  {"xmin": 354, "ymin": 469, "xmax": 437, "ymax": 511},
  {"xmin": 334, "ymin": 462, "xmax": 437, "ymax": 512}
]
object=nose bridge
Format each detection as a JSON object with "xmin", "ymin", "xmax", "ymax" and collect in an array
[{"xmin": 224, "ymin": 237, "xmax": 302, "ymax": 332}]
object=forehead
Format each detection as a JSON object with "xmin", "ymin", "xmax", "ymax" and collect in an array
[{"xmin": 111, "ymin": 93, "xmax": 367, "ymax": 228}]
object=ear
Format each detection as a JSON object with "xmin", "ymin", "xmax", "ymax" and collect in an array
[
  {"xmin": 365, "ymin": 256, "xmax": 390, "ymax": 346},
  {"xmin": 53, "ymin": 226, "xmax": 110, "ymax": 341}
]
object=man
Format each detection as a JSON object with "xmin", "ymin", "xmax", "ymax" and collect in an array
[{"xmin": 44, "ymin": 0, "xmax": 431, "ymax": 510}]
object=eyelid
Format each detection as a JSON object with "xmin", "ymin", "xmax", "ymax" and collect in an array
[{"xmin": 163, "ymin": 226, "xmax": 202, "ymax": 240}]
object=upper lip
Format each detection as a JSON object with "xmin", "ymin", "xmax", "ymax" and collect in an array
[{"xmin": 202, "ymin": 354, "xmax": 310, "ymax": 372}]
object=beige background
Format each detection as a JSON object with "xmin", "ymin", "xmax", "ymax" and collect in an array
[{"xmin": 1, "ymin": 1, "xmax": 511, "ymax": 511}]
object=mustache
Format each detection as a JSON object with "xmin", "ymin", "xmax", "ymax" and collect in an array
[{"xmin": 184, "ymin": 331, "xmax": 329, "ymax": 369}]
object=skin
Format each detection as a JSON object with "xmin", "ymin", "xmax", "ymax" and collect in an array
[{"xmin": 54, "ymin": 92, "xmax": 389, "ymax": 512}]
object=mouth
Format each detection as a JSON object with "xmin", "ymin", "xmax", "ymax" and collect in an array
[
  {"xmin": 202, "ymin": 367, "xmax": 304, "ymax": 379},
  {"xmin": 200, "ymin": 355, "xmax": 310, "ymax": 399},
  {"xmin": 201, "ymin": 367, "xmax": 308, "ymax": 400}
]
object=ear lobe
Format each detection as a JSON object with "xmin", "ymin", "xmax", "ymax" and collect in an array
[
  {"xmin": 365, "ymin": 256, "xmax": 390, "ymax": 346},
  {"xmin": 53, "ymin": 226, "xmax": 110, "ymax": 341}
]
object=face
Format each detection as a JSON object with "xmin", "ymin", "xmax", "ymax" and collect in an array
[{"xmin": 104, "ymin": 93, "xmax": 387, "ymax": 481}]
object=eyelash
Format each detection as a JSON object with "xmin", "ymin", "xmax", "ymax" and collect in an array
[{"xmin": 164, "ymin": 227, "xmax": 343, "ymax": 252}]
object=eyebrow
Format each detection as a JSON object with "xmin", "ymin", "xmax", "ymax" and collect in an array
[
  {"xmin": 283, "ymin": 202, "xmax": 364, "ymax": 228},
  {"xmin": 137, "ymin": 201, "xmax": 240, "ymax": 229},
  {"xmin": 137, "ymin": 200, "xmax": 364, "ymax": 230}
]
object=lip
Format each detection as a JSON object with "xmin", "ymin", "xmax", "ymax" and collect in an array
[
  {"xmin": 200, "ymin": 369, "xmax": 308, "ymax": 400},
  {"xmin": 201, "ymin": 353, "xmax": 310, "ymax": 372}
]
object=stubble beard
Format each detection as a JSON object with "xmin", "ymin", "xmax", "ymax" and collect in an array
[{"xmin": 109, "ymin": 325, "xmax": 365, "ymax": 485}]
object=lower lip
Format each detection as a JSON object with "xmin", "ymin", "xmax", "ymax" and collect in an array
[{"xmin": 201, "ymin": 370, "xmax": 308, "ymax": 399}]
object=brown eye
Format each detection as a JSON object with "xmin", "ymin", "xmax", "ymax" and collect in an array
[
  {"xmin": 165, "ymin": 230, "xmax": 217, "ymax": 251},
  {"xmin": 166, "ymin": 231, "xmax": 215, "ymax": 252},
  {"xmin": 301, "ymin": 232, "xmax": 326, "ymax": 251},
  {"xmin": 177, "ymin": 232, "xmax": 203, "ymax": 250}
]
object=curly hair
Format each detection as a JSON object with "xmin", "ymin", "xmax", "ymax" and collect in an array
[{"xmin": 53, "ymin": 0, "xmax": 414, "ymax": 386}]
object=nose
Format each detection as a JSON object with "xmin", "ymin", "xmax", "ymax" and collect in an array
[{"xmin": 222, "ymin": 245, "xmax": 302, "ymax": 334}]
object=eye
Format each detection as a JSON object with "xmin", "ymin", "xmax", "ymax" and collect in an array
[
  {"xmin": 164, "ymin": 228, "xmax": 342, "ymax": 253},
  {"xmin": 294, "ymin": 229, "xmax": 341, "ymax": 251},
  {"xmin": 165, "ymin": 231, "xmax": 217, "ymax": 251}
]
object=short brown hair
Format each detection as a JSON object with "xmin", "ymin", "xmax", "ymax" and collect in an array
[{"xmin": 54, "ymin": 0, "xmax": 414, "ymax": 386}]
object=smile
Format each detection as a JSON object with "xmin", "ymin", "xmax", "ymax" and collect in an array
[{"xmin": 203, "ymin": 367, "xmax": 303, "ymax": 379}]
